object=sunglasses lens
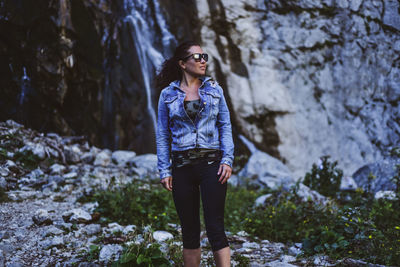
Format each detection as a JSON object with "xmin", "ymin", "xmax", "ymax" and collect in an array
[
  {"xmin": 193, "ymin": 54, "xmax": 201, "ymax": 61},
  {"xmin": 202, "ymin": 53, "xmax": 208, "ymax": 62}
]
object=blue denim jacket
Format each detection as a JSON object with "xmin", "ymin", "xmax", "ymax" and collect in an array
[{"xmin": 156, "ymin": 76, "xmax": 234, "ymax": 179}]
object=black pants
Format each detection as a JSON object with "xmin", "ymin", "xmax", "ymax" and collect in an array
[{"xmin": 171, "ymin": 158, "xmax": 229, "ymax": 252}]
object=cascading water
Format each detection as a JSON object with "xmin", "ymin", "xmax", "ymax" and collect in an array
[
  {"xmin": 19, "ymin": 67, "xmax": 30, "ymax": 106},
  {"xmin": 123, "ymin": 0, "xmax": 176, "ymax": 134}
]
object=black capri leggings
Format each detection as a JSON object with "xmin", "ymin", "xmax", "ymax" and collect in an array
[{"xmin": 171, "ymin": 158, "xmax": 229, "ymax": 252}]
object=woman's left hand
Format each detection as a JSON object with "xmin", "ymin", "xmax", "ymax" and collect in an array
[{"xmin": 218, "ymin": 164, "xmax": 232, "ymax": 184}]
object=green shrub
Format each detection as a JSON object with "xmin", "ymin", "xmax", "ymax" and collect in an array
[
  {"xmin": 0, "ymin": 187, "xmax": 10, "ymax": 203},
  {"xmin": 80, "ymin": 178, "xmax": 179, "ymax": 231},
  {"xmin": 303, "ymin": 155, "xmax": 343, "ymax": 197},
  {"xmin": 112, "ymin": 243, "xmax": 171, "ymax": 267}
]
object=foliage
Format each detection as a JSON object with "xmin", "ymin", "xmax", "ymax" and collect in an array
[
  {"xmin": 79, "ymin": 177, "xmax": 179, "ymax": 231},
  {"xmin": 112, "ymin": 229, "xmax": 172, "ymax": 266},
  {"xmin": 87, "ymin": 156, "xmax": 400, "ymax": 265},
  {"xmin": 232, "ymin": 254, "xmax": 250, "ymax": 266},
  {"xmin": 303, "ymin": 155, "xmax": 343, "ymax": 197},
  {"xmin": 0, "ymin": 187, "xmax": 10, "ymax": 203},
  {"xmin": 224, "ymin": 186, "xmax": 269, "ymax": 234},
  {"xmin": 112, "ymin": 243, "xmax": 171, "ymax": 267}
]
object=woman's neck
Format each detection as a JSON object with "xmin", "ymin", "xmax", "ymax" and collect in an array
[{"xmin": 180, "ymin": 73, "xmax": 201, "ymax": 90}]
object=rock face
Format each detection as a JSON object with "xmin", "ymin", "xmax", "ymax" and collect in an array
[
  {"xmin": 1, "ymin": 0, "xmax": 399, "ymax": 179},
  {"xmin": 195, "ymin": 0, "xmax": 400, "ymax": 177}
]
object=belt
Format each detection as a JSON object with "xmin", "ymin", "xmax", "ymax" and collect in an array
[{"xmin": 172, "ymin": 148, "xmax": 222, "ymax": 167}]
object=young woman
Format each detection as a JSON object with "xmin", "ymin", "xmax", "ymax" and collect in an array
[{"xmin": 155, "ymin": 41, "xmax": 234, "ymax": 266}]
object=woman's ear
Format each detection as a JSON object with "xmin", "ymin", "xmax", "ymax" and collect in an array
[{"xmin": 178, "ymin": 59, "xmax": 186, "ymax": 70}]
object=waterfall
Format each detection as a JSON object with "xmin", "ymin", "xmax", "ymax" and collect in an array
[
  {"xmin": 123, "ymin": 0, "xmax": 176, "ymax": 134},
  {"xmin": 19, "ymin": 67, "xmax": 30, "ymax": 106},
  {"xmin": 239, "ymin": 134, "xmax": 257, "ymax": 154}
]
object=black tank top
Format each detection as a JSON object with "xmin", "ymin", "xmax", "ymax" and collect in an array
[{"xmin": 184, "ymin": 99, "xmax": 201, "ymax": 121}]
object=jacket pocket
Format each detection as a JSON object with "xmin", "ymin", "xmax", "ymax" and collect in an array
[{"xmin": 206, "ymin": 91, "xmax": 220, "ymax": 117}]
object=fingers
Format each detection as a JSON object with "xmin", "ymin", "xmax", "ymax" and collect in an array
[
  {"xmin": 160, "ymin": 176, "xmax": 173, "ymax": 191},
  {"xmin": 218, "ymin": 164, "xmax": 232, "ymax": 184}
]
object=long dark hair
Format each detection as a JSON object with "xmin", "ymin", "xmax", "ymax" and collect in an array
[{"xmin": 154, "ymin": 41, "xmax": 200, "ymax": 90}]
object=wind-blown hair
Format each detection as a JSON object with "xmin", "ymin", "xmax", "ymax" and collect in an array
[{"xmin": 154, "ymin": 41, "xmax": 200, "ymax": 90}]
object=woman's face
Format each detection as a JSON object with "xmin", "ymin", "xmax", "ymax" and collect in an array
[{"xmin": 181, "ymin": 45, "xmax": 207, "ymax": 77}]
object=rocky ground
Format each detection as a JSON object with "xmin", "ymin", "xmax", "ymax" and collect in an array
[{"xmin": 0, "ymin": 120, "xmax": 388, "ymax": 266}]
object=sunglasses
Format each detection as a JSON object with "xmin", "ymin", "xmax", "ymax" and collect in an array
[{"xmin": 182, "ymin": 53, "xmax": 208, "ymax": 62}]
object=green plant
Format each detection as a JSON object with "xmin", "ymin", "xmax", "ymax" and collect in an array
[
  {"xmin": 303, "ymin": 155, "xmax": 343, "ymax": 197},
  {"xmin": 13, "ymin": 150, "xmax": 42, "ymax": 170},
  {"xmin": 390, "ymin": 164, "xmax": 400, "ymax": 196},
  {"xmin": 113, "ymin": 242, "xmax": 171, "ymax": 266},
  {"xmin": 232, "ymin": 253, "xmax": 250, "ymax": 266},
  {"xmin": 82, "ymin": 178, "xmax": 179, "ymax": 231},
  {"xmin": 80, "ymin": 244, "xmax": 101, "ymax": 262},
  {"xmin": 0, "ymin": 187, "xmax": 10, "ymax": 203}
]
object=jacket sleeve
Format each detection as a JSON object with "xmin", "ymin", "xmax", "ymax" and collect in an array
[
  {"xmin": 216, "ymin": 85, "xmax": 234, "ymax": 168},
  {"xmin": 156, "ymin": 90, "xmax": 172, "ymax": 179}
]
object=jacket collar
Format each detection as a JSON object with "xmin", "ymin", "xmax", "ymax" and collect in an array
[{"xmin": 169, "ymin": 76, "xmax": 212, "ymax": 91}]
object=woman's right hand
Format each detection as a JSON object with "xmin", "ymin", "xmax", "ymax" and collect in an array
[{"xmin": 160, "ymin": 176, "xmax": 173, "ymax": 191}]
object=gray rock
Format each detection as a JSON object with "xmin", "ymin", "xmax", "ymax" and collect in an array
[
  {"xmin": 375, "ymin": 190, "xmax": 397, "ymax": 200},
  {"xmin": 313, "ymin": 255, "xmax": 335, "ymax": 266},
  {"xmin": 352, "ymin": 158, "xmax": 400, "ymax": 193},
  {"xmin": 64, "ymin": 145, "xmax": 82, "ymax": 163},
  {"xmin": 123, "ymin": 225, "xmax": 136, "ymax": 235},
  {"xmin": 43, "ymin": 226, "xmax": 64, "ymax": 237},
  {"xmin": 0, "ymin": 177, "xmax": 7, "ymax": 190},
  {"xmin": 153, "ymin": 230, "xmax": 173, "ymax": 242},
  {"xmin": 0, "ymin": 167, "xmax": 9, "ymax": 178},
  {"xmin": 383, "ymin": 0, "xmax": 400, "ymax": 31},
  {"xmin": 42, "ymin": 236, "xmax": 64, "ymax": 249},
  {"xmin": 82, "ymin": 224, "xmax": 102, "ymax": 236},
  {"xmin": 111, "ymin": 150, "xmax": 136, "ymax": 167},
  {"xmin": 93, "ymin": 150, "xmax": 112, "ymax": 166},
  {"xmin": 264, "ymin": 261, "xmax": 298, "ymax": 267},
  {"xmin": 62, "ymin": 209, "xmax": 92, "ymax": 223},
  {"xmin": 237, "ymin": 136, "xmax": 295, "ymax": 190},
  {"xmin": 242, "ymin": 242, "xmax": 260, "ymax": 249},
  {"xmin": 288, "ymin": 243, "xmax": 302, "ymax": 256},
  {"xmin": 4, "ymin": 160, "xmax": 18, "ymax": 172},
  {"xmin": 254, "ymin": 194, "xmax": 273, "ymax": 207},
  {"xmin": 296, "ymin": 183, "xmax": 328, "ymax": 205},
  {"xmin": 0, "ymin": 249, "xmax": 4, "ymax": 267},
  {"xmin": 32, "ymin": 209, "xmax": 53, "ymax": 225},
  {"xmin": 19, "ymin": 142, "xmax": 46, "ymax": 159},
  {"xmin": 128, "ymin": 154, "xmax": 158, "ymax": 179},
  {"xmin": 105, "ymin": 222, "xmax": 125, "ymax": 234},
  {"xmin": 49, "ymin": 164, "xmax": 66, "ymax": 175},
  {"xmin": 98, "ymin": 244, "xmax": 123, "ymax": 264},
  {"xmin": 81, "ymin": 152, "xmax": 95, "ymax": 164}
]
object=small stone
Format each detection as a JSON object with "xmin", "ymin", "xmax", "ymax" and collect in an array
[
  {"xmin": 111, "ymin": 150, "xmax": 136, "ymax": 166},
  {"xmin": 62, "ymin": 209, "xmax": 92, "ymax": 223},
  {"xmin": 94, "ymin": 150, "xmax": 112, "ymax": 166},
  {"xmin": 32, "ymin": 209, "xmax": 53, "ymax": 225},
  {"xmin": 49, "ymin": 164, "xmax": 66, "ymax": 175},
  {"xmin": 254, "ymin": 193, "xmax": 272, "ymax": 207},
  {"xmin": 98, "ymin": 244, "xmax": 123, "ymax": 264},
  {"xmin": 82, "ymin": 224, "xmax": 102, "ymax": 236},
  {"xmin": 153, "ymin": 230, "xmax": 173, "ymax": 242},
  {"xmin": 375, "ymin": 190, "xmax": 397, "ymax": 200},
  {"xmin": 242, "ymin": 241, "xmax": 260, "ymax": 249},
  {"xmin": 63, "ymin": 172, "xmax": 78, "ymax": 179},
  {"xmin": 0, "ymin": 177, "xmax": 7, "ymax": 190},
  {"xmin": 123, "ymin": 225, "xmax": 137, "ymax": 235},
  {"xmin": 43, "ymin": 226, "xmax": 64, "ymax": 237}
]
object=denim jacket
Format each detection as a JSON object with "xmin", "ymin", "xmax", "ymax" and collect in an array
[{"xmin": 156, "ymin": 76, "xmax": 234, "ymax": 179}]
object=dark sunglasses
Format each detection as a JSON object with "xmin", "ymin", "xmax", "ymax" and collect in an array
[{"xmin": 182, "ymin": 53, "xmax": 208, "ymax": 62}]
